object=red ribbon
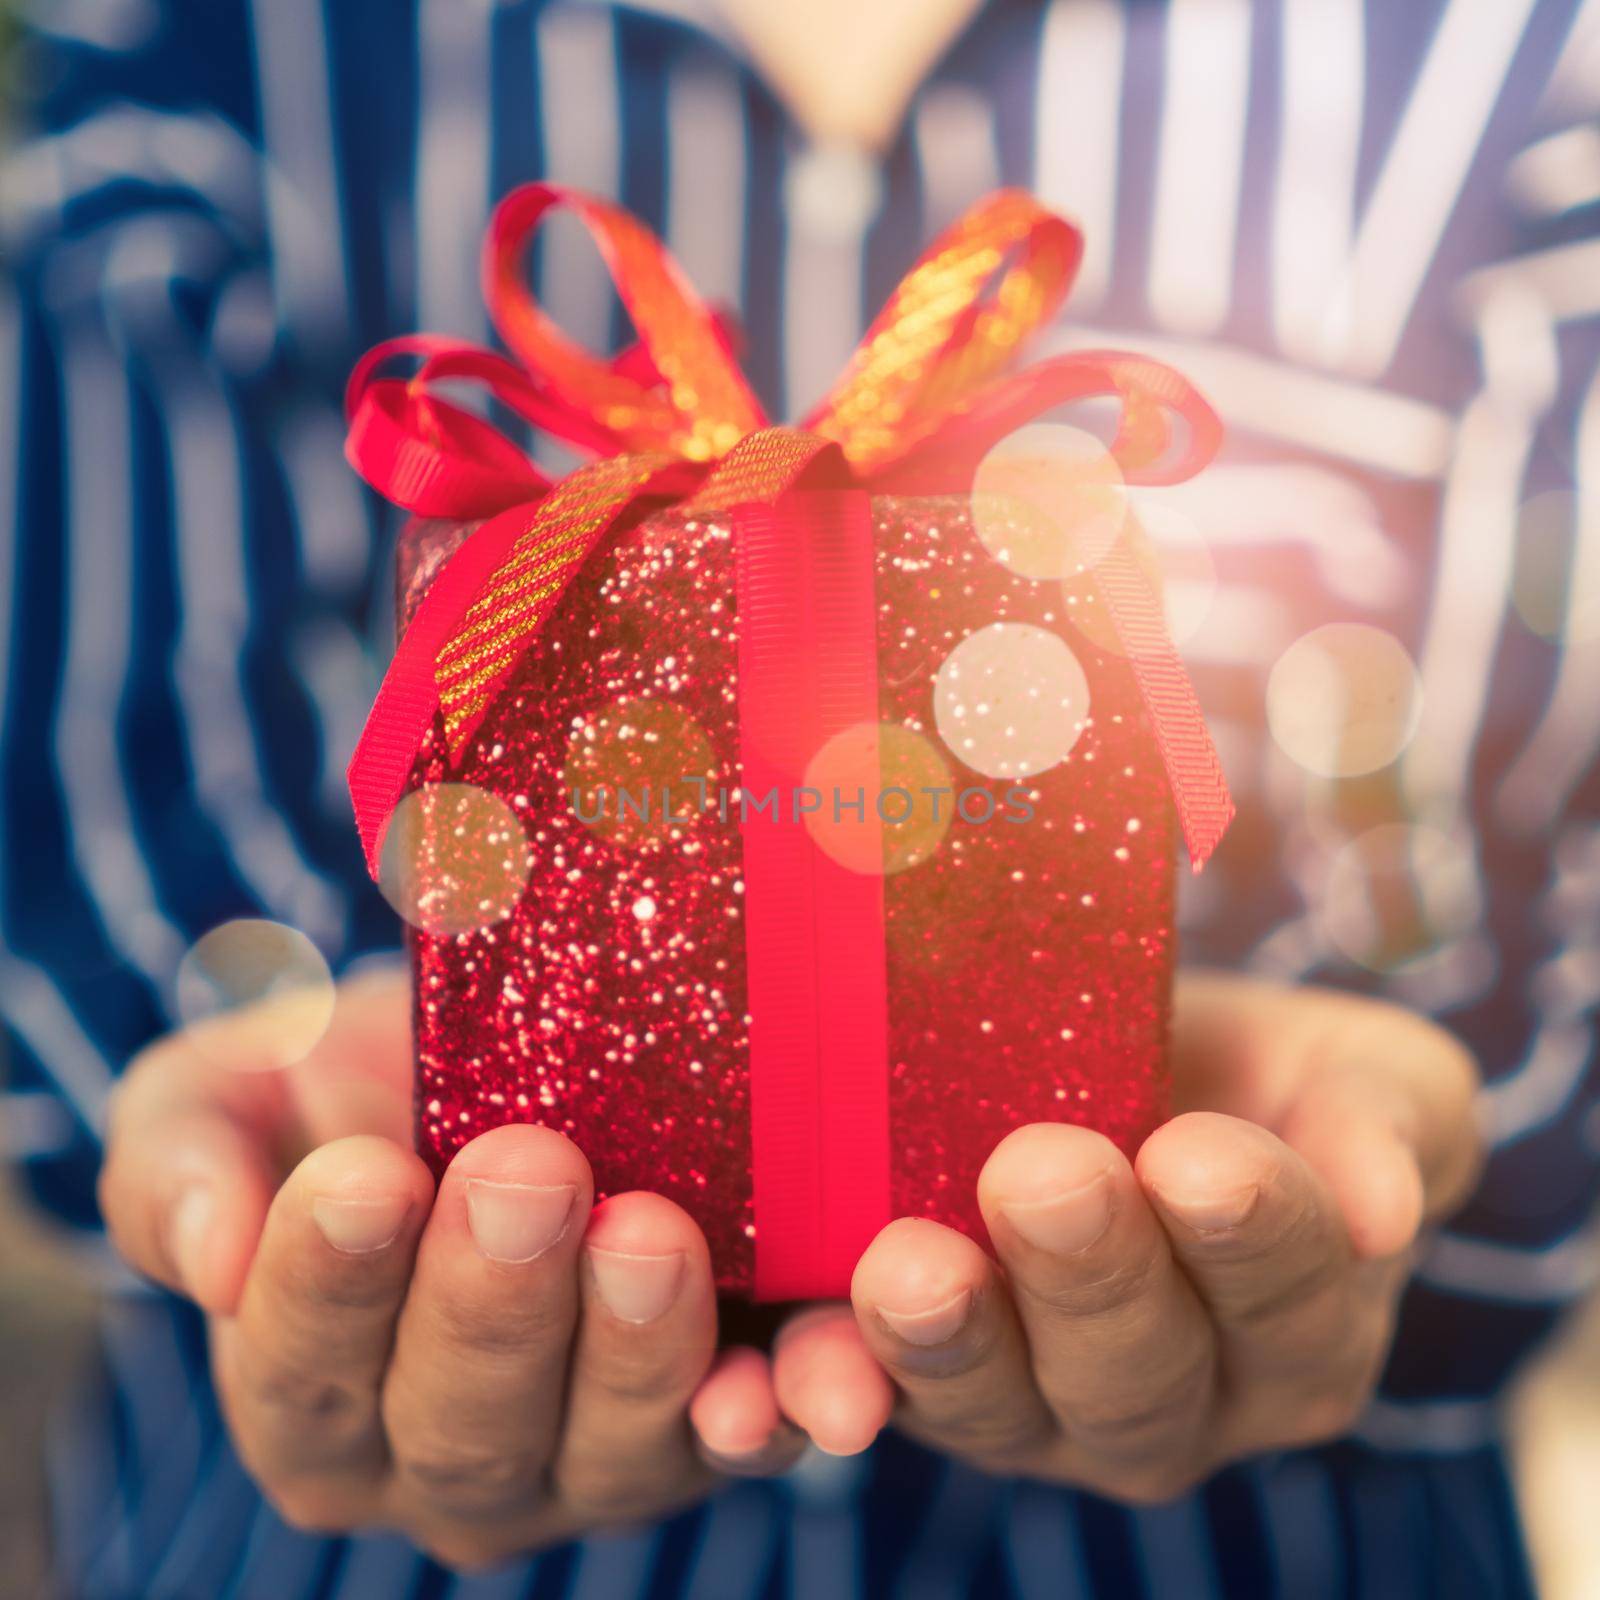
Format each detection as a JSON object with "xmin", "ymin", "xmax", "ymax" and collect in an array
[{"xmin": 345, "ymin": 183, "xmax": 1232, "ymax": 881}]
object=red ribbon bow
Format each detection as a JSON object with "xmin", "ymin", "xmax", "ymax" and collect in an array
[{"xmin": 345, "ymin": 184, "xmax": 1232, "ymax": 873}]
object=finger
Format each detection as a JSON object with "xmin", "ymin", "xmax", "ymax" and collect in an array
[
  {"xmin": 281, "ymin": 964, "xmax": 416, "ymax": 1148},
  {"xmin": 381, "ymin": 1123, "xmax": 591, "ymax": 1524},
  {"xmin": 1278, "ymin": 1075, "xmax": 1427, "ymax": 1259},
  {"xmin": 99, "ymin": 968, "xmax": 416, "ymax": 1314},
  {"xmin": 849, "ymin": 1218, "xmax": 1055, "ymax": 1468},
  {"xmin": 977, "ymin": 1123, "xmax": 1217, "ymax": 1486},
  {"xmin": 1136, "ymin": 1111, "xmax": 1385, "ymax": 1419},
  {"xmin": 99, "ymin": 1099, "xmax": 279, "ymax": 1313},
  {"xmin": 553, "ymin": 1191, "xmax": 719, "ymax": 1516},
  {"xmin": 213, "ymin": 1134, "xmax": 433, "ymax": 1521},
  {"xmin": 1173, "ymin": 975, "xmax": 1482, "ymax": 1237},
  {"xmin": 771, "ymin": 1305, "xmax": 893, "ymax": 1457},
  {"xmin": 690, "ymin": 1348, "xmax": 808, "ymax": 1476}
]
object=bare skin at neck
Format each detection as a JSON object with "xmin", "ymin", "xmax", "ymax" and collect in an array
[{"xmin": 718, "ymin": 0, "xmax": 985, "ymax": 151}]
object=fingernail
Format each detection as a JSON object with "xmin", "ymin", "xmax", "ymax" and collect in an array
[
  {"xmin": 587, "ymin": 1247, "xmax": 685, "ymax": 1324},
  {"xmin": 311, "ymin": 1194, "xmax": 409, "ymax": 1254},
  {"xmin": 465, "ymin": 1180, "xmax": 575, "ymax": 1263},
  {"xmin": 1157, "ymin": 1182, "xmax": 1260, "ymax": 1233},
  {"xmin": 1001, "ymin": 1170, "xmax": 1113, "ymax": 1255},
  {"xmin": 705, "ymin": 1425, "xmax": 794, "ymax": 1468},
  {"xmin": 876, "ymin": 1287, "xmax": 972, "ymax": 1347},
  {"xmin": 168, "ymin": 1187, "xmax": 213, "ymax": 1292}
]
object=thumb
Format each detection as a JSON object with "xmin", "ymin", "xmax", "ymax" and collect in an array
[
  {"xmin": 99, "ymin": 1038, "xmax": 287, "ymax": 1315},
  {"xmin": 1278, "ymin": 1008, "xmax": 1483, "ymax": 1261}
]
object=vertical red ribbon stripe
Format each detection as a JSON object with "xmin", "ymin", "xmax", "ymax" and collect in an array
[{"xmin": 733, "ymin": 491, "xmax": 892, "ymax": 1301}]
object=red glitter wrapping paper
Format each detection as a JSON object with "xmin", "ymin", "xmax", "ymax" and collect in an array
[{"xmin": 395, "ymin": 494, "xmax": 1176, "ymax": 1298}]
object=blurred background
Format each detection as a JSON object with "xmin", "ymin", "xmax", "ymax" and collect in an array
[{"xmin": 2, "ymin": 1, "xmax": 1600, "ymax": 1596}]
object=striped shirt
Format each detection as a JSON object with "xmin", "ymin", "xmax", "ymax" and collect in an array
[{"xmin": 6, "ymin": 0, "xmax": 1599, "ymax": 1593}]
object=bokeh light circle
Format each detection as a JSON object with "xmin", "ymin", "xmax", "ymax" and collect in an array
[
  {"xmin": 563, "ymin": 696, "xmax": 718, "ymax": 849},
  {"xmin": 379, "ymin": 782, "xmax": 534, "ymax": 936},
  {"xmin": 971, "ymin": 423, "xmax": 1128, "ymax": 578},
  {"xmin": 1266, "ymin": 623, "xmax": 1422, "ymax": 778},
  {"xmin": 803, "ymin": 722, "xmax": 955, "ymax": 876},
  {"xmin": 175, "ymin": 919, "xmax": 336, "ymax": 1070},
  {"xmin": 934, "ymin": 622, "xmax": 1090, "ymax": 780},
  {"xmin": 1320, "ymin": 823, "xmax": 1479, "ymax": 972}
]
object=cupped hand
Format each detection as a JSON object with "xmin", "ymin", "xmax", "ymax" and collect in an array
[
  {"xmin": 98, "ymin": 969, "xmax": 802, "ymax": 1569},
  {"xmin": 766, "ymin": 975, "xmax": 1484, "ymax": 1498}
]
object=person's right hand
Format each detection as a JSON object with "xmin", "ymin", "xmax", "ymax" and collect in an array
[{"xmin": 98, "ymin": 967, "xmax": 803, "ymax": 1569}]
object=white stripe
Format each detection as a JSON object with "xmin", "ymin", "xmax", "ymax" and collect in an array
[
  {"xmin": 665, "ymin": 52, "xmax": 747, "ymax": 311},
  {"xmin": 1338, "ymin": 0, "xmax": 1540, "ymax": 378},
  {"xmin": 416, "ymin": 0, "xmax": 495, "ymax": 338},
  {"xmin": 1041, "ymin": 324, "xmax": 1456, "ymax": 478},
  {"xmin": 788, "ymin": 1449, "xmax": 865, "ymax": 1599},
  {"xmin": 565, "ymin": 1528, "xmax": 659, "ymax": 1600},
  {"xmin": 1032, "ymin": 0, "xmax": 1125, "ymax": 309},
  {"xmin": 1272, "ymin": 0, "xmax": 1364, "ymax": 364},
  {"xmin": 161, "ymin": 369, "xmax": 347, "ymax": 947},
  {"xmin": 1246, "ymin": 915, "xmax": 1328, "ymax": 984},
  {"xmin": 565, "ymin": 0, "xmax": 733, "ymax": 42},
  {"xmin": 144, "ymin": 1450, "xmax": 259, "ymax": 1597},
  {"xmin": 1482, "ymin": 1022, "xmax": 1595, "ymax": 1146},
  {"xmin": 45, "ymin": 1372, "xmax": 123, "ymax": 1592},
  {"xmin": 781, "ymin": 143, "xmax": 881, "ymax": 421},
  {"xmin": 327, "ymin": 1534, "xmax": 425, "ymax": 1600},
  {"xmin": 681, "ymin": 1487, "xmax": 778, "ymax": 1600},
  {"xmin": 447, "ymin": 1559, "xmax": 543, "ymax": 1600},
  {"xmin": 1497, "ymin": 363, "xmax": 1600, "ymax": 830},
  {"xmin": 536, "ymin": 3, "xmax": 622, "ymax": 353},
  {"xmin": 1403, "ymin": 290, "xmax": 1555, "ymax": 820},
  {"xmin": 1459, "ymin": 236, "xmax": 1600, "ymax": 325},
  {"xmin": 1533, "ymin": 944, "xmax": 1600, "ymax": 1026},
  {"xmin": 1256, "ymin": 1458, "xmax": 1342, "ymax": 1600},
  {"xmin": 230, "ymin": 1506, "xmax": 329, "ymax": 1600},
  {"xmin": 912, "ymin": 83, "xmax": 999, "ymax": 234},
  {"xmin": 93, "ymin": 1304, "xmax": 207, "ymax": 1585},
  {"xmin": 1355, "ymin": 1396, "xmax": 1499, "ymax": 1454},
  {"xmin": 0, "ymin": 962, "xmax": 112, "ymax": 1134},
  {"xmin": 1132, "ymin": 1499, "xmax": 1221, "ymax": 1598},
  {"xmin": 25, "ymin": 0, "xmax": 158, "ymax": 51},
  {"xmin": 0, "ymin": 283, "xmax": 115, "ymax": 1134},
  {"xmin": 534, "ymin": 4, "xmax": 623, "ymax": 471},
  {"xmin": 1507, "ymin": 124, "xmax": 1600, "ymax": 218},
  {"xmin": 292, "ymin": 617, "xmax": 378, "ymax": 815},
  {"xmin": 1005, "ymin": 1482, "xmax": 1092, "ymax": 1600},
  {"xmin": 275, "ymin": 403, "xmax": 374, "ymax": 595},
  {"xmin": 56, "ymin": 322, "xmax": 187, "ymax": 992},
  {"xmin": 246, "ymin": 0, "xmax": 349, "ymax": 340},
  {"xmin": 1147, "ymin": 0, "xmax": 1252, "ymax": 335},
  {"xmin": 1540, "ymin": 0, "xmax": 1600, "ymax": 119},
  {"xmin": 1383, "ymin": 931, "xmax": 1498, "ymax": 1017},
  {"xmin": 1179, "ymin": 588, "xmax": 1295, "ymax": 666},
  {"xmin": 0, "ymin": 1089, "xmax": 76, "ymax": 1158},
  {"xmin": 1142, "ymin": 463, "xmax": 1408, "ymax": 606},
  {"xmin": 892, "ymin": 1466, "xmax": 1002, "ymax": 1600},
  {"xmin": 1418, "ymin": 1226, "xmax": 1600, "ymax": 1303},
  {"xmin": 0, "ymin": 108, "xmax": 262, "ymax": 246}
]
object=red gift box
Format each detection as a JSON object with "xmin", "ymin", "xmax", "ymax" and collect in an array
[{"xmin": 348, "ymin": 185, "xmax": 1231, "ymax": 1299}]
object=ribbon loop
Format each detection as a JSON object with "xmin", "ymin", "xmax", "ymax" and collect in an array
[
  {"xmin": 804, "ymin": 190, "xmax": 1083, "ymax": 472},
  {"xmin": 868, "ymin": 350, "xmax": 1224, "ymax": 496},
  {"xmin": 343, "ymin": 337, "xmax": 553, "ymax": 519},
  {"xmin": 485, "ymin": 184, "xmax": 766, "ymax": 461}
]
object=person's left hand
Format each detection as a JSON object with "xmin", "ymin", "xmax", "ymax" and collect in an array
[{"xmin": 746, "ymin": 975, "xmax": 1482, "ymax": 1497}]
